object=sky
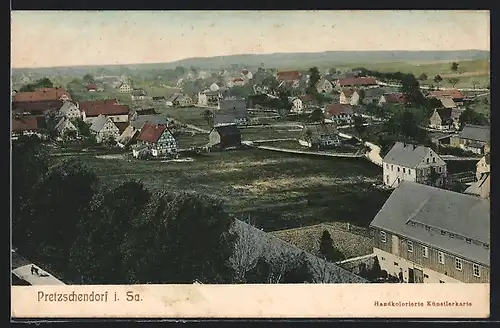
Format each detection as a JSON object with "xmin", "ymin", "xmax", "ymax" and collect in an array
[{"xmin": 11, "ymin": 10, "xmax": 490, "ymax": 68}]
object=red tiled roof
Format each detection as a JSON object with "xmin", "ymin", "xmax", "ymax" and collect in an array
[
  {"xmin": 277, "ymin": 71, "xmax": 301, "ymax": 81},
  {"xmin": 341, "ymin": 88, "xmax": 356, "ymax": 97},
  {"xmin": 326, "ymin": 103, "xmax": 354, "ymax": 116},
  {"xmin": 338, "ymin": 77, "xmax": 377, "ymax": 86},
  {"xmin": 87, "ymin": 83, "xmax": 97, "ymax": 90},
  {"xmin": 12, "ymin": 116, "xmax": 38, "ymax": 132},
  {"xmin": 13, "ymin": 88, "xmax": 71, "ymax": 102},
  {"xmin": 383, "ymin": 93, "xmax": 406, "ymax": 104},
  {"xmin": 12, "ymin": 100, "xmax": 63, "ymax": 113},
  {"xmin": 300, "ymin": 94, "xmax": 314, "ymax": 102},
  {"xmin": 137, "ymin": 122, "xmax": 168, "ymax": 143},
  {"xmin": 79, "ymin": 99, "xmax": 127, "ymax": 117},
  {"xmin": 429, "ymin": 89, "xmax": 464, "ymax": 100}
]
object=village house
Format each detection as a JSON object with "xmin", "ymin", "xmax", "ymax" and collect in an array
[
  {"xmin": 12, "ymin": 88, "xmax": 71, "ymax": 115},
  {"xmin": 132, "ymin": 122, "xmax": 178, "ymax": 158},
  {"xmin": 437, "ymin": 97, "xmax": 457, "ymax": 109},
  {"xmin": 428, "ymin": 90, "xmax": 464, "ymax": 105},
  {"xmin": 117, "ymin": 115, "xmax": 168, "ymax": 149},
  {"xmin": 290, "ymin": 97, "xmax": 303, "ymax": 114},
  {"xmin": 89, "ymin": 114, "xmax": 120, "ymax": 143},
  {"xmin": 339, "ymin": 88, "xmax": 360, "ymax": 106},
  {"xmin": 80, "ymin": 99, "xmax": 130, "ymax": 124},
  {"xmin": 475, "ymin": 154, "xmax": 490, "ymax": 181},
  {"xmin": 166, "ymin": 93, "xmax": 194, "ymax": 107},
  {"xmin": 253, "ymin": 84, "xmax": 269, "ymax": 95},
  {"xmin": 361, "ymin": 88, "xmax": 386, "ymax": 105},
  {"xmin": 450, "ymin": 124, "xmax": 490, "ymax": 155},
  {"xmin": 450, "ymin": 108, "xmax": 464, "ymax": 130},
  {"xmin": 197, "ymin": 90, "xmax": 222, "ymax": 107},
  {"xmin": 378, "ymin": 93, "xmax": 406, "ymax": 107},
  {"xmin": 128, "ymin": 107, "xmax": 158, "ymax": 121},
  {"xmin": 54, "ymin": 116, "xmax": 79, "ymax": 140},
  {"xmin": 429, "ymin": 108, "xmax": 454, "ymax": 131},
  {"xmin": 277, "ymin": 71, "xmax": 301, "ymax": 89},
  {"xmin": 464, "ymin": 170, "xmax": 490, "ymax": 199},
  {"xmin": 382, "ymin": 142, "xmax": 447, "ymax": 188},
  {"xmin": 12, "ymin": 115, "xmax": 41, "ymax": 139},
  {"xmin": 316, "ymin": 78, "xmax": 334, "ymax": 94},
  {"xmin": 210, "ymin": 82, "xmax": 224, "ymax": 92},
  {"xmin": 131, "ymin": 88, "xmax": 148, "ymax": 101},
  {"xmin": 117, "ymin": 82, "xmax": 132, "ymax": 93},
  {"xmin": 216, "ymin": 98, "xmax": 248, "ymax": 126},
  {"xmin": 336, "ymin": 77, "xmax": 378, "ymax": 90},
  {"xmin": 206, "ymin": 124, "xmax": 242, "ymax": 151},
  {"xmin": 227, "ymin": 77, "xmax": 245, "ymax": 88},
  {"xmin": 324, "ymin": 104, "xmax": 355, "ymax": 123},
  {"xmin": 298, "ymin": 123, "xmax": 340, "ymax": 149},
  {"xmin": 241, "ymin": 69, "xmax": 253, "ymax": 81},
  {"xmin": 87, "ymin": 83, "xmax": 97, "ymax": 92},
  {"xmin": 57, "ymin": 101, "xmax": 81, "ymax": 120},
  {"xmin": 370, "ymin": 181, "xmax": 490, "ymax": 283},
  {"xmin": 151, "ymin": 96, "xmax": 166, "ymax": 103}
]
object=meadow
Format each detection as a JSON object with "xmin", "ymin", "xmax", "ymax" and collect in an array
[{"xmin": 64, "ymin": 148, "xmax": 390, "ymax": 232}]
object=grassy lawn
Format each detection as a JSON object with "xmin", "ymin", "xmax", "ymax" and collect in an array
[
  {"xmin": 155, "ymin": 106, "xmax": 212, "ymax": 130},
  {"xmin": 240, "ymin": 126, "xmax": 302, "ymax": 141},
  {"xmin": 63, "ymin": 148, "xmax": 390, "ymax": 232}
]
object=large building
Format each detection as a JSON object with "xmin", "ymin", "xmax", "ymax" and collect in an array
[
  {"xmin": 370, "ymin": 181, "xmax": 490, "ymax": 283},
  {"xmin": 382, "ymin": 142, "xmax": 447, "ymax": 188},
  {"xmin": 450, "ymin": 124, "xmax": 490, "ymax": 155}
]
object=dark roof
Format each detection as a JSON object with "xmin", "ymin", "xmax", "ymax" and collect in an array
[
  {"xmin": 383, "ymin": 142, "xmax": 441, "ymax": 168},
  {"xmin": 12, "ymin": 115, "xmax": 39, "ymax": 132},
  {"xmin": 362, "ymin": 87, "xmax": 386, "ymax": 98},
  {"xmin": 325, "ymin": 104, "xmax": 354, "ymax": 116},
  {"xmin": 12, "ymin": 100, "xmax": 64, "ymax": 114},
  {"xmin": 87, "ymin": 83, "xmax": 97, "ymax": 90},
  {"xmin": 435, "ymin": 107, "xmax": 453, "ymax": 124},
  {"xmin": 341, "ymin": 88, "xmax": 356, "ymax": 97},
  {"xmin": 338, "ymin": 77, "xmax": 377, "ymax": 86},
  {"xmin": 458, "ymin": 124, "xmax": 490, "ymax": 143},
  {"xmin": 134, "ymin": 107, "xmax": 158, "ymax": 115},
  {"xmin": 370, "ymin": 181, "xmax": 490, "ymax": 266},
  {"xmin": 137, "ymin": 122, "xmax": 168, "ymax": 143},
  {"xmin": 214, "ymin": 112, "xmax": 237, "ymax": 125},
  {"xmin": 81, "ymin": 102, "xmax": 129, "ymax": 117},
  {"xmin": 114, "ymin": 122, "xmax": 129, "ymax": 133},
  {"xmin": 211, "ymin": 125, "xmax": 242, "ymax": 148},
  {"xmin": 382, "ymin": 93, "xmax": 406, "ymax": 104},
  {"xmin": 219, "ymin": 98, "xmax": 246, "ymax": 113}
]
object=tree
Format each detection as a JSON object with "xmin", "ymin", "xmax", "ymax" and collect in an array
[
  {"xmin": 18, "ymin": 159, "xmax": 99, "ymax": 273},
  {"xmin": 201, "ymin": 109, "xmax": 214, "ymax": 127},
  {"xmin": 82, "ymin": 74, "xmax": 95, "ymax": 83},
  {"xmin": 122, "ymin": 191, "xmax": 237, "ymax": 284},
  {"xmin": 308, "ymin": 67, "xmax": 321, "ymax": 90},
  {"xmin": 310, "ymin": 108, "xmax": 324, "ymax": 123},
  {"xmin": 433, "ymin": 75, "xmax": 443, "ymax": 89},
  {"xmin": 448, "ymin": 78, "xmax": 460, "ymax": 88},
  {"xmin": 418, "ymin": 73, "xmax": 428, "ymax": 81},
  {"xmin": 400, "ymin": 73, "xmax": 425, "ymax": 105},
  {"xmin": 451, "ymin": 62, "xmax": 459, "ymax": 73},
  {"xmin": 353, "ymin": 115, "xmax": 366, "ymax": 136},
  {"xmin": 19, "ymin": 84, "xmax": 36, "ymax": 92},
  {"xmin": 319, "ymin": 230, "xmax": 345, "ymax": 262},
  {"xmin": 458, "ymin": 108, "xmax": 488, "ymax": 129}
]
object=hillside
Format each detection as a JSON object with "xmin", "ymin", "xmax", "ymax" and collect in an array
[{"xmin": 12, "ymin": 50, "xmax": 489, "ymax": 75}]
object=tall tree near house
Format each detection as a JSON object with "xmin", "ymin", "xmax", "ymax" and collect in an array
[
  {"xmin": 451, "ymin": 62, "xmax": 459, "ymax": 73},
  {"xmin": 418, "ymin": 73, "xmax": 428, "ymax": 81},
  {"xmin": 458, "ymin": 108, "xmax": 488, "ymax": 129},
  {"xmin": 310, "ymin": 108, "xmax": 324, "ymax": 123},
  {"xmin": 319, "ymin": 230, "xmax": 345, "ymax": 262},
  {"xmin": 433, "ymin": 75, "xmax": 443, "ymax": 89},
  {"xmin": 308, "ymin": 67, "xmax": 321, "ymax": 90},
  {"xmin": 201, "ymin": 109, "xmax": 214, "ymax": 127},
  {"xmin": 428, "ymin": 167, "xmax": 440, "ymax": 186},
  {"xmin": 353, "ymin": 115, "xmax": 367, "ymax": 137},
  {"xmin": 448, "ymin": 78, "xmax": 460, "ymax": 88},
  {"xmin": 82, "ymin": 74, "xmax": 95, "ymax": 83},
  {"xmin": 400, "ymin": 73, "xmax": 425, "ymax": 106}
]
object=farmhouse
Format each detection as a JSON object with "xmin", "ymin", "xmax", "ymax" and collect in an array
[
  {"xmin": 428, "ymin": 89, "xmax": 464, "ymax": 105},
  {"xmin": 370, "ymin": 181, "xmax": 490, "ymax": 283},
  {"xmin": 277, "ymin": 71, "xmax": 301, "ymax": 88},
  {"xmin": 450, "ymin": 124, "xmax": 490, "ymax": 155},
  {"xmin": 117, "ymin": 82, "xmax": 132, "ymax": 93},
  {"xmin": 429, "ymin": 108, "xmax": 454, "ymax": 130},
  {"xmin": 87, "ymin": 83, "xmax": 97, "ymax": 92},
  {"xmin": 12, "ymin": 115, "xmax": 41, "ymax": 139},
  {"xmin": 131, "ymin": 88, "xmax": 148, "ymax": 101},
  {"xmin": 298, "ymin": 123, "xmax": 340, "ymax": 149},
  {"xmin": 80, "ymin": 100, "xmax": 130, "ymax": 124},
  {"xmin": 361, "ymin": 88, "xmax": 386, "ymax": 105},
  {"xmin": 382, "ymin": 142, "xmax": 447, "ymax": 188},
  {"xmin": 437, "ymin": 97, "xmax": 457, "ymax": 109},
  {"xmin": 337, "ymin": 77, "xmax": 377, "ymax": 89},
  {"xmin": 54, "ymin": 117, "xmax": 79, "ymax": 140},
  {"xmin": 166, "ymin": 93, "xmax": 193, "ymax": 107},
  {"xmin": 132, "ymin": 122, "xmax": 178, "ymax": 158},
  {"xmin": 207, "ymin": 125, "xmax": 242, "ymax": 150},
  {"xmin": 217, "ymin": 98, "xmax": 248, "ymax": 125},
  {"xmin": 57, "ymin": 101, "xmax": 81, "ymax": 120},
  {"xmin": 378, "ymin": 93, "xmax": 406, "ymax": 106},
  {"xmin": 339, "ymin": 88, "xmax": 360, "ymax": 106},
  {"xmin": 13, "ymin": 88, "xmax": 71, "ymax": 102},
  {"xmin": 198, "ymin": 90, "xmax": 222, "ymax": 107},
  {"xmin": 129, "ymin": 107, "xmax": 158, "ymax": 120},
  {"xmin": 316, "ymin": 78, "xmax": 334, "ymax": 94},
  {"xmin": 324, "ymin": 104, "xmax": 355, "ymax": 123},
  {"xmin": 89, "ymin": 114, "xmax": 120, "ymax": 143},
  {"xmin": 117, "ymin": 116, "xmax": 168, "ymax": 148}
]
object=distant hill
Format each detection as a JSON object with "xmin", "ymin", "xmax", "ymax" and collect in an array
[{"xmin": 12, "ymin": 50, "xmax": 489, "ymax": 76}]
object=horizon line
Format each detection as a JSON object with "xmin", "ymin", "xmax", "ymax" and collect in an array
[{"xmin": 12, "ymin": 48, "xmax": 490, "ymax": 70}]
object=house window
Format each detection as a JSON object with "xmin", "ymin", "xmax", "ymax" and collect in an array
[
  {"xmin": 391, "ymin": 165, "xmax": 394, "ymax": 171},
  {"xmin": 484, "ymin": 244, "xmax": 490, "ymax": 250},
  {"xmin": 440, "ymin": 280, "xmax": 445, "ymax": 283},
  {"xmin": 426, "ymin": 158, "xmax": 429, "ymax": 163},
  {"xmin": 403, "ymin": 168, "xmax": 406, "ymax": 173},
  {"xmin": 455, "ymin": 258, "xmax": 463, "ymax": 271},
  {"xmin": 380, "ymin": 231, "xmax": 387, "ymax": 243},
  {"xmin": 425, "ymin": 225, "xmax": 431, "ymax": 231},
  {"xmin": 422, "ymin": 246, "xmax": 429, "ymax": 258},
  {"xmin": 438, "ymin": 167, "xmax": 442, "ymax": 173},
  {"xmin": 386, "ymin": 175, "xmax": 389, "ymax": 184},
  {"xmin": 466, "ymin": 238, "xmax": 472, "ymax": 244},
  {"xmin": 394, "ymin": 262, "xmax": 398, "ymax": 266},
  {"xmin": 449, "ymin": 233, "xmax": 455, "ymax": 238},
  {"xmin": 473, "ymin": 264, "xmax": 480, "ymax": 277},
  {"xmin": 438, "ymin": 251, "xmax": 445, "ymax": 264},
  {"xmin": 407, "ymin": 241, "xmax": 413, "ymax": 252},
  {"xmin": 408, "ymin": 169, "xmax": 412, "ymax": 175},
  {"xmin": 386, "ymin": 164, "xmax": 389, "ymax": 169},
  {"xmin": 424, "ymin": 274, "xmax": 429, "ymax": 278},
  {"xmin": 433, "ymin": 158, "xmax": 436, "ymax": 163},
  {"xmin": 397, "ymin": 167, "xmax": 400, "ymax": 172}
]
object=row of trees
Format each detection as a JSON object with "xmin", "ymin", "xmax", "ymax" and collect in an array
[
  {"xmin": 19, "ymin": 77, "xmax": 55, "ymax": 92},
  {"xmin": 12, "ymin": 136, "xmax": 351, "ymax": 284}
]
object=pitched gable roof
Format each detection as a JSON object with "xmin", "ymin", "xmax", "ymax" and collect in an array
[
  {"xmin": 277, "ymin": 71, "xmax": 301, "ymax": 81},
  {"xmin": 434, "ymin": 107, "xmax": 453, "ymax": 124},
  {"xmin": 13, "ymin": 88, "xmax": 71, "ymax": 102},
  {"xmin": 80, "ymin": 99, "xmax": 129, "ymax": 117},
  {"xmin": 458, "ymin": 124, "xmax": 490, "ymax": 143},
  {"xmin": 382, "ymin": 93, "xmax": 406, "ymax": 104},
  {"xmin": 325, "ymin": 103, "xmax": 354, "ymax": 116},
  {"xmin": 137, "ymin": 122, "xmax": 168, "ymax": 143},
  {"xmin": 89, "ymin": 114, "xmax": 115, "ymax": 132},
  {"xmin": 363, "ymin": 87, "xmax": 386, "ymax": 98},
  {"xmin": 429, "ymin": 89, "xmax": 464, "ymax": 100},
  {"xmin": 59, "ymin": 101, "xmax": 79, "ymax": 115},
  {"xmin": 438, "ymin": 97, "xmax": 457, "ymax": 109},
  {"xmin": 299, "ymin": 94, "xmax": 314, "ymax": 102},
  {"xmin": 370, "ymin": 181, "xmax": 490, "ymax": 266},
  {"xmin": 338, "ymin": 77, "xmax": 377, "ymax": 87},
  {"xmin": 383, "ymin": 142, "xmax": 434, "ymax": 168},
  {"xmin": 12, "ymin": 116, "xmax": 39, "ymax": 132},
  {"xmin": 341, "ymin": 88, "xmax": 356, "ymax": 98}
]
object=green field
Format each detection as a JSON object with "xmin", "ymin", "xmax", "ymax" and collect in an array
[{"xmin": 64, "ymin": 148, "xmax": 389, "ymax": 232}]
